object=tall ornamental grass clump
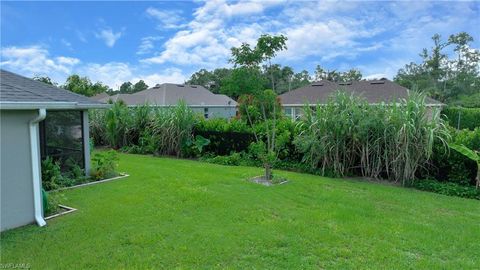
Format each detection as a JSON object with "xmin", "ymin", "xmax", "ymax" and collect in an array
[
  {"xmin": 295, "ymin": 92, "xmax": 449, "ymax": 186},
  {"xmin": 149, "ymin": 101, "xmax": 197, "ymax": 157},
  {"xmin": 89, "ymin": 101, "xmax": 196, "ymax": 157}
]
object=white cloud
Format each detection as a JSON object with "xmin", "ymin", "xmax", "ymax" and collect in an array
[
  {"xmin": 133, "ymin": 68, "xmax": 186, "ymax": 86},
  {"xmin": 0, "ymin": 46, "xmax": 80, "ymax": 77},
  {"xmin": 137, "ymin": 36, "xmax": 162, "ymax": 55},
  {"xmin": 95, "ymin": 28, "xmax": 123, "ymax": 47},
  {"xmin": 363, "ymin": 73, "xmax": 388, "ymax": 80},
  {"xmin": 0, "ymin": 45, "xmax": 186, "ymax": 89},
  {"xmin": 80, "ymin": 62, "xmax": 186, "ymax": 89},
  {"xmin": 146, "ymin": 7, "xmax": 186, "ymax": 29},
  {"xmin": 141, "ymin": 0, "xmax": 279, "ymax": 67},
  {"xmin": 141, "ymin": 0, "xmax": 384, "ymax": 68},
  {"xmin": 279, "ymin": 20, "xmax": 377, "ymax": 61},
  {"xmin": 56, "ymin": 56, "xmax": 80, "ymax": 66}
]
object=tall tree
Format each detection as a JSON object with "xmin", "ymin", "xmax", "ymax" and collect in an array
[
  {"xmin": 133, "ymin": 80, "xmax": 149, "ymax": 93},
  {"xmin": 33, "ymin": 76, "xmax": 56, "ymax": 86},
  {"xmin": 290, "ymin": 70, "xmax": 312, "ymax": 89},
  {"xmin": 256, "ymin": 34, "xmax": 288, "ymax": 93},
  {"xmin": 315, "ymin": 65, "xmax": 362, "ymax": 82},
  {"xmin": 220, "ymin": 67, "xmax": 267, "ymax": 99},
  {"xmin": 187, "ymin": 68, "xmax": 232, "ymax": 94},
  {"xmin": 395, "ymin": 32, "xmax": 480, "ymax": 103},
  {"xmin": 228, "ymin": 34, "xmax": 288, "ymax": 181},
  {"xmin": 225, "ymin": 34, "xmax": 287, "ymax": 97},
  {"xmin": 62, "ymin": 75, "xmax": 110, "ymax": 97},
  {"xmin": 119, "ymin": 82, "xmax": 133, "ymax": 94}
]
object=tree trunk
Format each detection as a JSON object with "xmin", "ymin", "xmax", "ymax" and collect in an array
[{"xmin": 265, "ymin": 163, "xmax": 272, "ymax": 181}]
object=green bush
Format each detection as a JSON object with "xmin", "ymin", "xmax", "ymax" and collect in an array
[
  {"xmin": 196, "ymin": 117, "xmax": 251, "ymax": 133},
  {"xmin": 91, "ymin": 150, "xmax": 119, "ymax": 180},
  {"xmin": 413, "ymin": 179, "xmax": 480, "ymax": 200},
  {"xmin": 450, "ymin": 93, "xmax": 480, "ymax": 108},
  {"xmin": 429, "ymin": 127, "xmax": 480, "ymax": 185},
  {"xmin": 44, "ymin": 191, "xmax": 65, "ymax": 216},
  {"xmin": 442, "ymin": 106, "xmax": 480, "ymax": 130},
  {"xmin": 41, "ymin": 157, "xmax": 76, "ymax": 190}
]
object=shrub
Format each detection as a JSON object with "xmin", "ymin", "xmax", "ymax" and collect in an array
[
  {"xmin": 41, "ymin": 157, "xmax": 65, "ymax": 191},
  {"xmin": 90, "ymin": 150, "xmax": 119, "ymax": 180},
  {"xmin": 413, "ymin": 179, "xmax": 480, "ymax": 200},
  {"xmin": 450, "ymin": 93, "xmax": 480, "ymax": 108},
  {"xmin": 442, "ymin": 106, "xmax": 480, "ymax": 130},
  {"xmin": 428, "ymin": 127, "xmax": 480, "ymax": 186},
  {"xmin": 44, "ymin": 191, "xmax": 65, "ymax": 216},
  {"xmin": 194, "ymin": 118, "xmax": 255, "ymax": 155},
  {"xmin": 200, "ymin": 152, "xmax": 260, "ymax": 167}
]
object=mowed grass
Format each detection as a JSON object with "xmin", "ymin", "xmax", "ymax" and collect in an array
[{"xmin": 1, "ymin": 153, "xmax": 479, "ymax": 269}]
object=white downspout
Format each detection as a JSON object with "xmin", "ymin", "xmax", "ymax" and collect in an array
[{"xmin": 29, "ymin": 108, "xmax": 47, "ymax": 227}]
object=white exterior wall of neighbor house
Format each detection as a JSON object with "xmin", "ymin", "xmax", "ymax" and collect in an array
[
  {"xmin": 283, "ymin": 105, "xmax": 442, "ymax": 121},
  {"xmin": 0, "ymin": 110, "xmax": 39, "ymax": 231},
  {"xmin": 191, "ymin": 106, "xmax": 237, "ymax": 119}
]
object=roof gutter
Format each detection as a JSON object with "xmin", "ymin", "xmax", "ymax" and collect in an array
[
  {"xmin": 0, "ymin": 102, "xmax": 110, "ymax": 110},
  {"xmin": 29, "ymin": 108, "xmax": 47, "ymax": 227}
]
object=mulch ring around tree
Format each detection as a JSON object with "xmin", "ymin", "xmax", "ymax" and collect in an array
[{"xmin": 249, "ymin": 175, "xmax": 288, "ymax": 186}]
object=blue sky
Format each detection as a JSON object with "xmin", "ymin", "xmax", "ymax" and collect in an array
[{"xmin": 1, "ymin": 1, "xmax": 479, "ymax": 89}]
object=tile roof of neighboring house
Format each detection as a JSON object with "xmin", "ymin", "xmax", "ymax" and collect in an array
[
  {"xmin": 97, "ymin": 83, "xmax": 237, "ymax": 107},
  {"xmin": 279, "ymin": 79, "xmax": 444, "ymax": 106},
  {"xmin": 0, "ymin": 69, "xmax": 107, "ymax": 109}
]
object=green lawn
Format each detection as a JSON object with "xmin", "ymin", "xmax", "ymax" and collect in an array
[{"xmin": 1, "ymin": 153, "xmax": 480, "ymax": 269}]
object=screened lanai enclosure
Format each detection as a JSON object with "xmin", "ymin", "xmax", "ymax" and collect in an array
[
  {"xmin": 39, "ymin": 110, "xmax": 88, "ymax": 172},
  {"xmin": 1, "ymin": 69, "xmax": 107, "ymax": 231}
]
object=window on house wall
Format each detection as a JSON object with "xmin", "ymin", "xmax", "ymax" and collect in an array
[
  {"xmin": 39, "ymin": 110, "xmax": 84, "ymax": 171},
  {"xmin": 294, "ymin": 108, "xmax": 303, "ymax": 120},
  {"xmin": 204, "ymin": 107, "xmax": 209, "ymax": 119},
  {"xmin": 284, "ymin": 107, "xmax": 292, "ymax": 118}
]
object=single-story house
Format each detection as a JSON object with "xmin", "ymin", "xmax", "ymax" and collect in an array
[
  {"xmin": 0, "ymin": 69, "xmax": 107, "ymax": 231},
  {"xmin": 279, "ymin": 79, "xmax": 444, "ymax": 119},
  {"xmin": 92, "ymin": 83, "xmax": 238, "ymax": 119}
]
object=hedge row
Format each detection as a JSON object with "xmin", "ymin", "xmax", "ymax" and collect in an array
[{"xmin": 442, "ymin": 106, "xmax": 480, "ymax": 130}]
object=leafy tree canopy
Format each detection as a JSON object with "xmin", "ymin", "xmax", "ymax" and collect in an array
[
  {"xmin": 33, "ymin": 76, "xmax": 57, "ymax": 86},
  {"xmin": 394, "ymin": 32, "xmax": 480, "ymax": 103},
  {"xmin": 62, "ymin": 75, "xmax": 110, "ymax": 97},
  {"xmin": 314, "ymin": 66, "xmax": 363, "ymax": 82}
]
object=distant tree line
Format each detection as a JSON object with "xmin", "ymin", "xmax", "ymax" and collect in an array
[
  {"xmin": 186, "ymin": 65, "xmax": 364, "ymax": 98},
  {"xmin": 33, "ymin": 75, "xmax": 149, "ymax": 97},
  {"xmin": 394, "ymin": 32, "xmax": 480, "ymax": 106},
  {"xmin": 33, "ymin": 31, "xmax": 478, "ymax": 107}
]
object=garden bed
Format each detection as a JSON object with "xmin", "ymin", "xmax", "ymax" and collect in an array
[
  {"xmin": 56, "ymin": 173, "xmax": 129, "ymax": 191},
  {"xmin": 45, "ymin": 204, "xmax": 77, "ymax": 220}
]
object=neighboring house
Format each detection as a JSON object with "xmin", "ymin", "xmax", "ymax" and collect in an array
[
  {"xmin": 91, "ymin": 83, "xmax": 238, "ymax": 119},
  {"xmin": 0, "ymin": 69, "xmax": 107, "ymax": 231},
  {"xmin": 279, "ymin": 79, "xmax": 444, "ymax": 119}
]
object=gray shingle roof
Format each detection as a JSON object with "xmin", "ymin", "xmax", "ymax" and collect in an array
[
  {"xmin": 0, "ymin": 69, "xmax": 107, "ymax": 109},
  {"xmin": 97, "ymin": 83, "xmax": 237, "ymax": 107},
  {"xmin": 279, "ymin": 80, "xmax": 444, "ymax": 106}
]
